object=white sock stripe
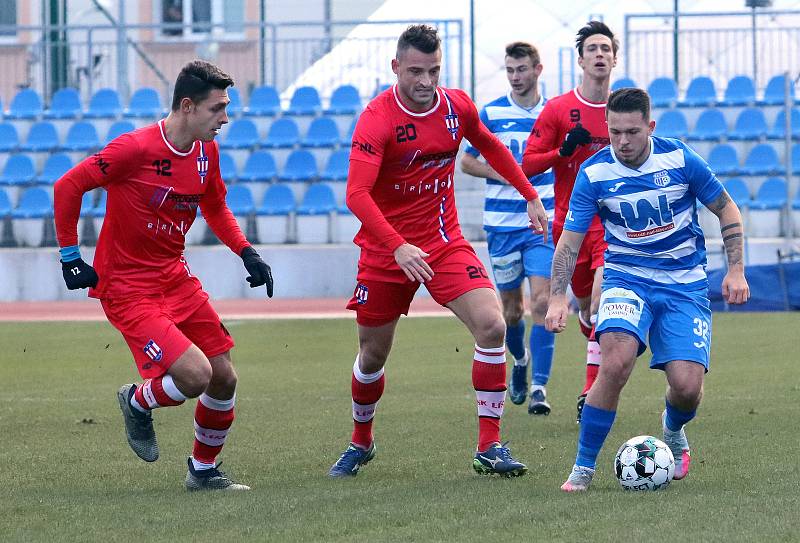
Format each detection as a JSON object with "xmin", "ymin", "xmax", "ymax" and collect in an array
[
  {"xmin": 353, "ymin": 357, "xmax": 384, "ymax": 384},
  {"xmin": 161, "ymin": 375, "xmax": 187, "ymax": 402},
  {"xmin": 129, "ymin": 394, "xmax": 148, "ymax": 413},
  {"xmin": 142, "ymin": 381, "xmax": 159, "ymax": 408},
  {"xmin": 352, "ymin": 400, "xmax": 378, "ymax": 423},
  {"xmin": 475, "ymin": 390, "xmax": 506, "ymax": 418},
  {"xmin": 193, "ymin": 421, "xmax": 230, "ymax": 447},
  {"xmin": 473, "ymin": 345, "xmax": 506, "ymax": 364},
  {"xmin": 474, "ymin": 344, "xmax": 506, "ymax": 354},
  {"xmin": 198, "ymin": 392, "xmax": 236, "ymax": 411}
]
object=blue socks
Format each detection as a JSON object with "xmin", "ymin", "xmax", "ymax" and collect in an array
[
  {"xmin": 664, "ymin": 399, "xmax": 696, "ymax": 432},
  {"xmin": 530, "ymin": 324, "xmax": 554, "ymax": 386},
  {"xmin": 576, "ymin": 404, "xmax": 616, "ymax": 469},
  {"xmin": 506, "ymin": 321, "xmax": 526, "ymax": 361}
]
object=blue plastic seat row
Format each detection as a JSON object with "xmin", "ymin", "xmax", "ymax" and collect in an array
[
  {"xmin": 611, "ymin": 74, "xmax": 796, "ymax": 108},
  {"xmin": 653, "ymin": 107, "xmax": 800, "ymax": 141},
  {"xmin": 220, "ymin": 116, "xmax": 356, "ymax": 149},
  {"xmin": 222, "ymin": 149, "xmax": 349, "ymax": 183},
  {"xmin": 225, "ymin": 182, "xmax": 338, "ymax": 216},
  {"xmin": 0, "ymin": 120, "xmax": 136, "ymax": 153},
  {"xmin": 706, "ymin": 143, "xmax": 800, "ymax": 176}
]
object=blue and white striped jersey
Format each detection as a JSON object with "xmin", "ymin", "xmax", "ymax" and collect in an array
[
  {"xmin": 565, "ymin": 137, "xmax": 724, "ymax": 286},
  {"xmin": 465, "ymin": 93, "xmax": 555, "ymax": 232}
]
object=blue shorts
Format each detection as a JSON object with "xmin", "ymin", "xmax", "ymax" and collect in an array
[
  {"xmin": 595, "ymin": 275, "xmax": 712, "ymax": 371},
  {"xmin": 486, "ymin": 228, "xmax": 554, "ymax": 291}
]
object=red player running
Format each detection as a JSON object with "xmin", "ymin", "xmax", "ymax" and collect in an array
[
  {"xmin": 54, "ymin": 60, "xmax": 273, "ymax": 491},
  {"xmin": 523, "ymin": 21, "xmax": 617, "ymax": 422},
  {"xmin": 328, "ymin": 24, "xmax": 549, "ymax": 478}
]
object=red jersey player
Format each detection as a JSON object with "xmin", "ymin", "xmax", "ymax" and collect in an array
[
  {"xmin": 522, "ymin": 21, "xmax": 617, "ymax": 423},
  {"xmin": 328, "ymin": 24, "xmax": 548, "ymax": 478},
  {"xmin": 54, "ymin": 60, "xmax": 273, "ymax": 491}
]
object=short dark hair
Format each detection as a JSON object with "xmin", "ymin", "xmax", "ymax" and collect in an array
[
  {"xmin": 505, "ymin": 41, "xmax": 540, "ymax": 66},
  {"xmin": 575, "ymin": 21, "xmax": 619, "ymax": 57},
  {"xmin": 607, "ymin": 87, "xmax": 650, "ymax": 121},
  {"xmin": 171, "ymin": 59, "xmax": 234, "ymax": 111},
  {"xmin": 397, "ymin": 24, "xmax": 441, "ymax": 57}
]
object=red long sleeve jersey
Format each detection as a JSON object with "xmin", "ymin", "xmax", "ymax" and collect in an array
[
  {"xmin": 522, "ymin": 88, "xmax": 610, "ymax": 231},
  {"xmin": 347, "ymin": 85, "xmax": 537, "ymax": 256},
  {"xmin": 54, "ymin": 121, "xmax": 248, "ymax": 299}
]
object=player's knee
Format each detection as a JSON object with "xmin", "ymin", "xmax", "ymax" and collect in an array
[
  {"xmin": 670, "ymin": 381, "xmax": 703, "ymax": 410},
  {"xmin": 530, "ymin": 291, "xmax": 549, "ymax": 321},
  {"xmin": 358, "ymin": 348, "xmax": 389, "ymax": 373},
  {"xmin": 502, "ymin": 304, "xmax": 524, "ymax": 326},
  {"xmin": 212, "ymin": 363, "xmax": 238, "ymax": 394},
  {"xmin": 177, "ymin": 361, "xmax": 213, "ymax": 398},
  {"xmin": 476, "ymin": 316, "xmax": 506, "ymax": 346}
]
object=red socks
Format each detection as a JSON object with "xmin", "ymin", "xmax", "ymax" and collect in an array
[
  {"xmin": 472, "ymin": 344, "xmax": 507, "ymax": 451},
  {"xmin": 350, "ymin": 358, "xmax": 385, "ymax": 449}
]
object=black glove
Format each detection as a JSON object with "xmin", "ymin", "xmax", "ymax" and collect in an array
[
  {"xmin": 241, "ymin": 246, "xmax": 273, "ymax": 298},
  {"xmin": 61, "ymin": 258, "xmax": 99, "ymax": 290},
  {"xmin": 559, "ymin": 123, "xmax": 592, "ymax": 157}
]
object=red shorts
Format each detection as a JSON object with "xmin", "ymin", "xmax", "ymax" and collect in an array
[
  {"xmin": 346, "ymin": 239, "xmax": 494, "ymax": 327},
  {"xmin": 101, "ymin": 278, "xmax": 234, "ymax": 379},
  {"xmin": 553, "ymin": 223, "xmax": 607, "ymax": 299}
]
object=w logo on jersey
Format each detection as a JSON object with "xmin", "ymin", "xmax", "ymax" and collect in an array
[
  {"xmin": 354, "ymin": 283, "xmax": 369, "ymax": 305},
  {"xmin": 143, "ymin": 340, "xmax": 163, "ymax": 362},
  {"xmin": 653, "ymin": 170, "xmax": 670, "ymax": 187},
  {"xmin": 444, "ymin": 113, "xmax": 459, "ymax": 139}
]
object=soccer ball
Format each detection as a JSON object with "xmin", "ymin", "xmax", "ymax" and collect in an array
[{"xmin": 614, "ymin": 435, "xmax": 675, "ymax": 491}]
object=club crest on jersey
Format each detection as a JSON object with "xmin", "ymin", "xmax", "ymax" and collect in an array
[
  {"xmin": 197, "ymin": 155, "xmax": 208, "ymax": 181},
  {"xmin": 653, "ymin": 170, "xmax": 670, "ymax": 187},
  {"xmin": 444, "ymin": 112, "xmax": 459, "ymax": 139},
  {"xmin": 143, "ymin": 340, "xmax": 163, "ymax": 362},
  {"xmin": 354, "ymin": 283, "xmax": 368, "ymax": 305}
]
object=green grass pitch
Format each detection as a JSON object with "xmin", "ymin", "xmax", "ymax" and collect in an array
[{"xmin": 1, "ymin": 312, "xmax": 798, "ymax": 542}]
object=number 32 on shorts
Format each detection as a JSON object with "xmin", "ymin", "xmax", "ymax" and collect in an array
[{"xmin": 692, "ymin": 317, "xmax": 709, "ymax": 349}]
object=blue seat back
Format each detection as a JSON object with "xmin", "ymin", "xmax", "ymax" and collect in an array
[
  {"xmin": 298, "ymin": 183, "xmax": 336, "ymax": 214},
  {"xmin": 611, "ymin": 77, "xmax": 636, "ymax": 91},
  {"xmin": 66, "ymin": 121, "xmax": 100, "ymax": 147},
  {"xmin": 691, "ymin": 109, "xmax": 726, "ymax": 138},
  {"xmin": 242, "ymin": 150, "xmax": 277, "ymax": 180},
  {"xmin": 647, "ymin": 77, "xmax": 678, "ymax": 107},
  {"xmin": 281, "ymin": 150, "xmax": 318, "ymax": 180},
  {"xmin": 744, "ymin": 143, "xmax": 780, "ymax": 173},
  {"xmin": 762, "ymin": 74, "xmax": 795, "ymax": 105},
  {"xmin": 126, "ymin": 87, "xmax": 162, "ymax": 117},
  {"xmin": 793, "ymin": 144, "xmax": 800, "ymax": 171},
  {"xmin": 105, "ymin": 120, "xmax": 136, "ymax": 144},
  {"xmin": 732, "ymin": 108, "xmax": 767, "ymax": 139},
  {"xmin": 39, "ymin": 153, "xmax": 73, "ymax": 184},
  {"xmin": 755, "ymin": 177, "xmax": 787, "ymax": 206},
  {"xmin": 46, "ymin": 88, "xmax": 81, "ymax": 118},
  {"xmin": 225, "ymin": 184, "xmax": 255, "ymax": 214},
  {"xmin": 265, "ymin": 118, "xmax": 300, "ymax": 146},
  {"xmin": 246, "ymin": 86, "xmax": 281, "ymax": 116},
  {"xmin": 723, "ymin": 75, "xmax": 756, "ymax": 106},
  {"xmin": 227, "ymin": 87, "xmax": 243, "ymax": 116},
  {"xmin": 303, "ymin": 117, "xmax": 339, "ymax": 146},
  {"xmin": 0, "ymin": 188, "xmax": 11, "ymax": 215},
  {"xmin": 79, "ymin": 191, "xmax": 95, "ymax": 217},
  {"xmin": 707, "ymin": 144, "xmax": 739, "ymax": 174},
  {"xmin": 655, "ymin": 110, "xmax": 688, "ymax": 138},
  {"xmin": 219, "ymin": 152, "xmax": 238, "ymax": 182},
  {"xmin": 2, "ymin": 154, "xmax": 36, "ymax": 182},
  {"xmin": 682, "ymin": 76, "xmax": 717, "ymax": 106},
  {"xmin": 86, "ymin": 88, "xmax": 122, "ymax": 117},
  {"xmin": 327, "ymin": 84, "xmax": 361, "ymax": 114},
  {"xmin": 94, "ymin": 191, "xmax": 107, "ymax": 217},
  {"xmin": 0, "ymin": 123, "xmax": 19, "ymax": 151},
  {"xmin": 25, "ymin": 121, "xmax": 59, "ymax": 149},
  {"xmin": 322, "ymin": 150, "xmax": 350, "ymax": 181},
  {"xmin": 259, "ymin": 183, "xmax": 295, "ymax": 215},
  {"xmin": 287, "ymin": 86, "xmax": 322, "ymax": 115},
  {"xmin": 223, "ymin": 119, "xmax": 259, "ymax": 147},
  {"xmin": 722, "ymin": 178, "xmax": 750, "ymax": 208},
  {"xmin": 769, "ymin": 109, "xmax": 800, "ymax": 138},
  {"xmin": 8, "ymin": 89, "xmax": 43, "ymax": 118},
  {"xmin": 14, "ymin": 187, "xmax": 52, "ymax": 217}
]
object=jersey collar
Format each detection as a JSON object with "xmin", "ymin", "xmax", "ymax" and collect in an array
[
  {"xmin": 609, "ymin": 137, "xmax": 654, "ymax": 173},
  {"xmin": 573, "ymin": 87, "xmax": 607, "ymax": 108},
  {"xmin": 158, "ymin": 119, "xmax": 197, "ymax": 156},
  {"xmin": 507, "ymin": 91, "xmax": 544, "ymax": 114},
  {"xmin": 392, "ymin": 84, "xmax": 441, "ymax": 117}
]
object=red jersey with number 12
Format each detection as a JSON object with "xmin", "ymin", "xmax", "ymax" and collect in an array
[
  {"xmin": 349, "ymin": 85, "xmax": 487, "ymax": 255},
  {"xmin": 524, "ymin": 88, "xmax": 609, "ymax": 231}
]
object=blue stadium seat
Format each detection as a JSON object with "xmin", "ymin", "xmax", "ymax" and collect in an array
[
  {"xmin": 611, "ymin": 77, "xmax": 636, "ymax": 91},
  {"xmin": 219, "ymin": 152, "xmax": 238, "ymax": 182},
  {"xmin": 0, "ymin": 188, "xmax": 10, "ymax": 216},
  {"xmin": 0, "ymin": 123, "xmax": 20, "ymax": 152},
  {"xmin": 301, "ymin": 117, "xmax": 340, "ymax": 148},
  {"xmin": 239, "ymin": 150, "xmax": 277, "ymax": 182},
  {"xmin": 225, "ymin": 184, "xmax": 255, "ymax": 215},
  {"xmin": 6, "ymin": 89, "xmax": 43, "ymax": 119},
  {"xmin": 37, "ymin": 153, "xmax": 73, "ymax": 184},
  {"xmin": 44, "ymin": 88, "xmax": 82, "ymax": 119},
  {"xmin": 227, "ymin": 87, "xmax": 243, "ymax": 117},
  {"xmin": 680, "ymin": 76, "xmax": 717, "ymax": 107},
  {"xmin": 105, "ymin": 120, "xmax": 136, "ymax": 144},
  {"xmin": 722, "ymin": 178, "xmax": 751, "ymax": 208},
  {"xmin": 373, "ymin": 83, "xmax": 391, "ymax": 97},
  {"xmin": 62, "ymin": 121, "xmax": 100, "ymax": 151},
  {"xmin": 647, "ymin": 77, "xmax": 678, "ymax": 108},
  {"xmin": 286, "ymin": 86, "xmax": 322, "ymax": 116},
  {"xmin": 93, "ymin": 190, "xmax": 107, "ymax": 216},
  {"xmin": 297, "ymin": 183, "xmax": 336, "ymax": 215},
  {"xmin": 11, "ymin": 187, "xmax": 52, "ymax": 218},
  {"xmin": 320, "ymin": 149, "xmax": 350, "ymax": 181},
  {"xmin": 279, "ymin": 150, "xmax": 318, "ymax": 181},
  {"xmin": 707, "ymin": 144, "xmax": 740, "ymax": 176},
  {"xmin": 84, "ymin": 88, "xmax": 122, "ymax": 118},
  {"xmin": 793, "ymin": 143, "xmax": 800, "ymax": 172},
  {"xmin": 729, "ymin": 108, "xmax": 767, "ymax": 141},
  {"xmin": 750, "ymin": 177, "xmax": 787, "ymax": 210},
  {"xmin": 220, "ymin": 119, "xmax": 259, "ymax": 149},
  {"xmin": 326, "ymin": 84, "xmax": 361, "ymax": 115},
  {"xmin": 0, "ymin": 154, "xmax": 36, "ymax": 186},
  {"xmin": 654, "ymin": 109, "xmax": 688, "ymax": 139},
  {"xmin": 20, "ymin": 121, "xmax": 59, "ymax": 152},
  {"xmin": 257, "ymin": 183, "xmax": 295, "ymax": 215},
  {"xmin": 79, "ymin": 191, "xmax": 94, "ymax": 218},
  {"xmin": 741, "ymin": 143, "xmax": 782, "ymax": 176},
  {"xmin": 760, "ymin": 74, "xmax": 795, "ymax": 106},
  {"xmin": 341, "ymin": 116, "xmax": 357, "ymax": 145},
  {"xmin": 767, "ymin": 108, "xmax": 800, "ymax": 140},
  {"xmin": 244, "ymin": 86, "xmax": 281, "ymax": 116},
  {"xmin": 687, "ymin": 109, "xmax": 727, "ymax": 141},
  {"xmin": 720, "ymin": 75, "xmax": 756, "ymax": 106},
  {"xmin": 125, "ymin": 87, "xmax": 163, "ymax": 118},
  {"xmin": 261, "ymin": 118, "xmax": 300, "ymax": 148}
]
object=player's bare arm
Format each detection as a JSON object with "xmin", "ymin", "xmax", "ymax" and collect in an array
[
  {"xmin": 545, "ymin": 229, "xmax": 584, "ymax": 333},
  {"xmin": 707, "ymin": 190, "xmax": 750, "ymax": 305},
  {"xmin": 460, "ymin": 154, "xmax": 505, "ymax": 183},
  {"xmin": 393, "ymin": 243, "xmax": 434, "ymax": 283}
]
